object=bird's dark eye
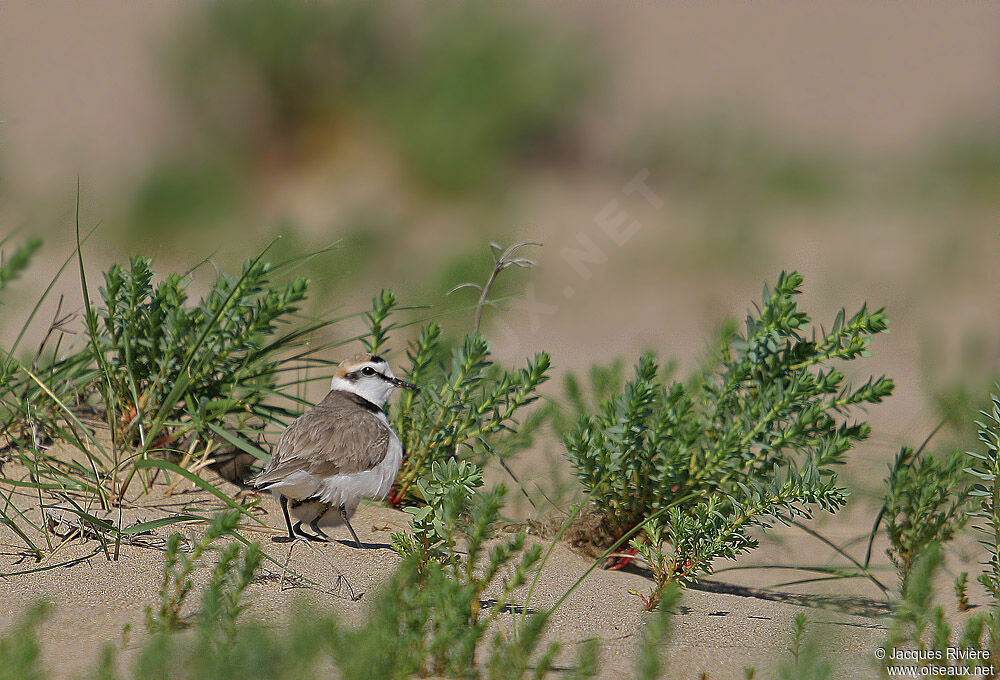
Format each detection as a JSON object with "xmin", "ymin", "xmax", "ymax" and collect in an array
[{"xmin": 361, "ymin": 366, "xmax": 376, "ymax": 376}]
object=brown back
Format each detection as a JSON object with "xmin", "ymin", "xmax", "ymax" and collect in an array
[{"xmin": 253, "ymin": 391, "xmax": 391, "ymax": 485}]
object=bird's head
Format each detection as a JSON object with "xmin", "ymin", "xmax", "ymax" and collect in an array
[{"xmin": 330, "ymin": 353, "xmax": 416, "ymax": 408}]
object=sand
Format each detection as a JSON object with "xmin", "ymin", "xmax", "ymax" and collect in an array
[{"xmin": 0, "ymin": 462, "xmax": 920, "ymax": 680}]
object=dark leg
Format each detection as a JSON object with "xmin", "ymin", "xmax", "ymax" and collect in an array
[
  {"xmin": 273, "ymin": 495, "xmax": 296, "ymax": 543},
  {"xmin": 340, "ymin": 505, "xmax": 362, "ymax": 549},
  {"xmin": 309, "ymin": 505, "xmax": 332, "ymax": 541},
  {"xmin": 292, "ymin": 521, "xmax": 327, "ymax": 542}
]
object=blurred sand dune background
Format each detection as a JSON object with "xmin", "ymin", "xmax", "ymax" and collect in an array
[{"xmin": 2, "ymin": 1, "xmax": 1000, "ymax": 496}]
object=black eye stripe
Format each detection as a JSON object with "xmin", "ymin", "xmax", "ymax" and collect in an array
[{"xmin": 346, "ymin": 368, "xmax": 394, "ymax": 382}]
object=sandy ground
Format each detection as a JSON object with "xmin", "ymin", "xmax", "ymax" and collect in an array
[
  {"xmin": 1, "ymin": 3, "xmax": 998, "ymax": 678},
  {"xmin": 0, "ymin": 463, "xmax": 936, "ymax": 680}
]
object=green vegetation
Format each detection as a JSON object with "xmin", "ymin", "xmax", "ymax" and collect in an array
[
  {"xmin": 880, "ymin": 446, "xmax": 970, "ymax": 591},
  {"xmin": 0, "ymin": 241, "xmax": 348, "ymax": 546},
  {"xmin": 89, "ymin": 254, "xmax": 320, "ymax": 463},
  {"xmin": 129, "ymin": 0, "xmax": 591, "ymax": 238},
  {"xmin": 147, "ymin": 510, "xmax": 260, "ymax": 635},
  {"xmin": 129, "ymin": 156, "xmax": 243, "ymax": 235},
  {"xmin": 390, "ymin": 458, "xmax": 486, "ymax": 566},
  {"xmin": 880, "ymin": 544, "xmax": 1000, "ymax": 678},
  {"xmin": 967, "ymin": 391, "xmax": 1000, "ymax": 600},
  {"xmin": 361, "ymin": 289, "xmax": 550, "ymax": 506},
  {"xmin": 0, "ymin": 237, "xmax": 554, "ymax": 551},
  {"xmin": 0, "ymin": 235, "xmax": 43, "ymax": 401},
  {"xmin": 0, "ymin": 236, "xmax": 41, "ymax": 295},
  {"xmin": 0, "ymin": 601, "xmax": 50, "ymax": 680},
  {"xmin": 629, "ymin": 117, "xmax": 845, "ymax": 207},
  {"xmin": 564, "ymin": 271, "xmax": 892, "ymax": 604},
  {"xmin": 6, "ymin": 234, "xmax": 1000, "ymax": 678}
]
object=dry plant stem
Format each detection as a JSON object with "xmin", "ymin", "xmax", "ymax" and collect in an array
[
  {"xmin": 166, "ymin": 438, "xmax": 203, "ymax": 496},
  {"xmin": 790, "ymin": 518, "xmax": 889, "ymax": 595},
  {"xmin": 26, "ymin": 407, "xmax": 53, "ymax": 552},
  {"xmin": 276, "ymin": 536, "xmax": 360, "ymax": 600}
]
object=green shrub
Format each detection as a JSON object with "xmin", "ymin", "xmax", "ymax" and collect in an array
[
  {"xmin": 0, "ymin": 245, "xmax": 337, "ymax": 536},
  {"xmin": 565, "ymin": 271, "xmax": 893, "ymax": 595},
  {"xmin": 128, "ymin": 155, "xmax": 244, "ymax": 235},
  {"xmin": 89, "ymin": 253, "xmax": 323, "ymax": 461},
  {"xmin": 369, "ymin": 4, "xmax": 590, "ymax": 192},
  {"xmin": 361, "ymin": 290, "xmax": 550, "ymax": 506}
]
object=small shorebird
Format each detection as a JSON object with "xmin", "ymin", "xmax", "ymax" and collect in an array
[{"xmin": 251, "ymin": 353, "xmax": 415, "ymax": 547}]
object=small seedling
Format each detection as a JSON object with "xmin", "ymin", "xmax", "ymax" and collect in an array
[
  {"xmin": 955, "ymin": 572, "xmax": 971, "ymax": 612},
  {"xmin": 882, "ymin": 446, "xmax": 970, "ymax": 591}
]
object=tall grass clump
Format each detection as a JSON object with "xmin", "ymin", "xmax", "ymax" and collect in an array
[
  {"xmin": 564, "ymin": 271, "xmax": 893, "ymax": 604},
  {"xmin": 360, "ymin": 290, "xmax": 550, "ymax": 506}
]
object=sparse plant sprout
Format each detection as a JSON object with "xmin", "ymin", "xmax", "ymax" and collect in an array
[
  {"xmin": 775, "ymin": 613, "xmax": 832, "ymax": 680},
  {"xmin": 635, "ymin": 583, "xmax": 681, "ymax": 680},
  {"xmin": 787, "ymin": 612, "xmax": 807, "ymax": 666},
  {"xmin": 386, "ymin": 465, "xmax": 550, "ymax": 676},
  {"xmin": 363, "ymin": 289, "xmax": 398, "ymax": 356},
  {"xmin": 565, "ymin": 271, "xmax": 893, "ymax": 586},
  {"xmin": 146, "ymin": 510, "xmax": 254, "ymax": 634},
  {"xmin": 882, "ymin": 446, "xmax": 971, "ymax": 591},
  {"xmin": 447, "ymin": 240, "xmax": 539, "ymax": 335}
]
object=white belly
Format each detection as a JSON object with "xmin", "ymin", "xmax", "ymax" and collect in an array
[{"xmin": 271, "ymin": 431, "xmax": 403, "ymax": 524}]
